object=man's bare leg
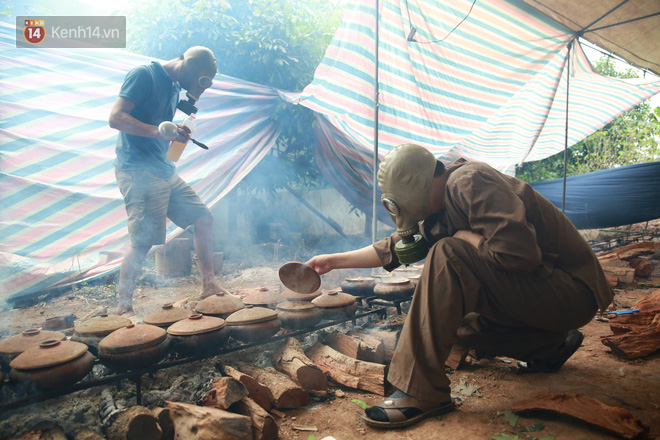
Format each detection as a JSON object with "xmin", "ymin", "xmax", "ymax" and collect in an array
[
  {"xmin": 193, "ymin": 214, "xmax": 229, "ymax": 299},
  {"xmin": 117, "ymin": 244, "xmax": 150, "ymax": 315}
]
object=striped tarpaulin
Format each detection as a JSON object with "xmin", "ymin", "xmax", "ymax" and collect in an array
[
  {"xmin": 0, "ymin": 22, "xmax": 282, "ymax": 302},
  {"xmin": 299, "ymin": 0, "xmax": 660, "ymax": 175}
]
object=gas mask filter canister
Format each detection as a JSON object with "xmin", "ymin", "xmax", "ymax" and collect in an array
[{"xmin": 378, "ymin": 144, "xmax": 437, "ymax": 264}]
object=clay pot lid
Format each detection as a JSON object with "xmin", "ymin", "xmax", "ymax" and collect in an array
[
  {"xmin": 343, "ymin": 277, "xmax": 376, "ymax": 283},
  {"xmin": 195, "ymin": 292, "xmax": 245, "ymax": 315},
  {"xmin": 281, "ymin": 288, "xmax": 322, "ymax": 301},
  {"xmin": 98, "ymin": 323, "xmax": 167, "ymax": 354},
  {"xmin": 243, "ymin": 287, "xmax": 285, "ymax": 306},
  {"xmin": 279, "ymin": 261, "xmax": 321, "ymax": 294},
  {"xmin": 226, "ymin": 305, "xmax": 278, "ymax": 326},
  {"xmin": 144, "ymin": 304, "xmax": 191, "ymax": 327},
  {"xmin": 167, "ymin": 314, "xmax": 226, "ymax": 335},
  {"xmin": 377, "ymin": 277, "xmax": 413, "ymax": 286},
  {"xmin": 312, "ymin": 291, "xmax": 356, "ymax": 308},
  {"xmin": 9, "ymin": 339, "xmax": 88, "ymax": 370},
  {"xmin": 74, "ymin": 314, "xmax": 132, "ymax": 336},
  {"xmin": 0, "ymin": 328, "xmax": 67, "ymax": 356},
  {"xmin": 276, "ymin": 301, "xmax": 318, "ymax": 312}
]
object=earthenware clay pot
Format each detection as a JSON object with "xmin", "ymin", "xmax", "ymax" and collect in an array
[
  {"xmin": 373, "ymin": 277, "xmax": 416, "ymax": 301},
  {"xmin": 144, "ymin": 303, "xmax": 191, "ymax": 328},
  {"xmin": 195, "ymin": 292, "xmax": 245, "ymax": 319},
  {"xmin": 167, "ymin": 314, "xmax": 230, "ymax": 356},
  {"xmin": 242, "ymin": 287, "xmax": 285, "ymax": 309},
  {"xmin": 340, "ymin": 277, "xmax": 377, "ymax": 297},
  {"xmin": 226, "ymin": 305, "xmax": 281, "ymax": 342},
  {"xmin": 71, "ymin": 314, "xmax": 132, "ymax": 354},
  {"xmin": 276, "ymin": 301, "xmax": 323, "ymax": 330},
  {"xmin": 98, "ymin": 323, "xmax": 169, "ymax": 372},
  {"xmin": 8, "ymin": 339, "xmax": 95, "ymax": 391},
  {"xmin": 0, "ymin": 328, "xmax": 67, "ymax": 369},
  {"xmin": 311, "ymin": 291, "xmax": 358, "ymax": 321},
  {"xmin": 281, "ymin": 288, "xmax": 322, "ymax": 302}
]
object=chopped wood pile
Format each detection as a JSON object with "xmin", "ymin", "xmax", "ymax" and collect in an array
[
  {"xmin": 601, "ymin": 288, "xmax": 660, "ymax": 359},
  {"xmin": 597, "ymin": 241, "xmax": 658, "ymax": 286}
]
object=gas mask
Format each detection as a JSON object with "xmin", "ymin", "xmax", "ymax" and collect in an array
[
  {"xmin": 378, "ymin": 144, "xmax": 437, "ymax": 264},
  {"xmin": 177, "ymin": 46, "xmax": 217, "ymax": 115}
]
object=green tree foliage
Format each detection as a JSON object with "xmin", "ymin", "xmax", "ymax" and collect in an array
[
  {"xmin": 516, "ymin": 55, "xmax": 660, "ymax": 183},
  {"xmin": 124, "ymin": 0, "xmax": 342, "ymax": 191}
]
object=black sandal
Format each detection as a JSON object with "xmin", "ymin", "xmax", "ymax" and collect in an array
[{"xmin": 362, "ymin": 396, "xmax": 455, "ymax": 429}]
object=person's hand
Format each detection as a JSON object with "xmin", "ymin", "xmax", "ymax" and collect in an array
[
  {"xmin": 173, "ymin": 123, "xmax": 192, "ymax": 143},
  {"xmin": 453, "ymin": 229, "xmax": 483, "ymax": 250},
  {"xmin": 306, "ymin": 254, "xmax": 335, "ymax": 275}
]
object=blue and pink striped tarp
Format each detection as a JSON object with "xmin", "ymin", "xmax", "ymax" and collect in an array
[{"xmin": 299, "ymin": 0, "xmax": 660, "ymax": 176}]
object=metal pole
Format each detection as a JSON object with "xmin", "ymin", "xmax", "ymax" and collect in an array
[
  {"xmin": 562, "ymin": 39, "xmax": 573, "ymax": 213},
  {"xmin": 371, "ymin": 0, "xmax": 380, "ymax": 243}
]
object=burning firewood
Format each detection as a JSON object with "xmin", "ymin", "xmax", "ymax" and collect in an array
[
  {"xmin": 272, "ymin": 337, "xmax": 328, "ymax": 391},
  {"xmin": 237, "ymin": 363, "xmax": 310, "ymax": 409},
  {"xmin": 152, "ymin": 407, "xmax": 174, "ymax": 440},
  {"xmin": 221, "ymin": 364, "xmax": 273, "ymax": 412},
  {"xmin": 231, "ymin": 397, "xmax": 279, "ymax": 440},
  {"xmin": 323, "ymin": 331, "xmax": 385, "ymax": 364},
  {"xmin": 305, "ymin": 342, "xmax": 386, "ymax": 396},
  {"xmin": 10, "ymin": 424, "xmax": 67, "ymax": 440},
  {"xmin": 167, "ymin": 401, "xmax": 251, "ymax": 440},
  {"xmin": 364, "ymin": 328, "xmax": 400, "ymax": 362},
  {"xmin": 74, "ymin": 430, "xmax": 106, "ymax": 440},
  {"xmin": 106, "ymin": 405, "xmax": 162, "ymax": 440},
  {"xmin": 202, "ymin": 377, "xmax": 249, "ymax": 410}
]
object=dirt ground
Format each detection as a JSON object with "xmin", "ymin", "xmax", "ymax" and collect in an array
[{"xmin": 0, "ymin": 252, "xmax": 659, "ymax": 440}]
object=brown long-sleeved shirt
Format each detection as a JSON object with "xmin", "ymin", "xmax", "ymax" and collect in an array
[{"xmin": 373, "ymin": 159, "xmax": 614, "ymax": 311}]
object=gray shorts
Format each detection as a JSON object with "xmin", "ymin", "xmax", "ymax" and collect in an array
[{"xmin": 116, "ymin": 169, "xmax": 211, "ymax": 248}]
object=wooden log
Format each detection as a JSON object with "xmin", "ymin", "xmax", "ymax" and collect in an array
[
  {"xmin": 597, "ymin": 242, "xmax": 656, "ymax": 262},
  {"xmin": 604, "ymin": 272, "xmax": 619, "ymax": 287},
  {"xmin": 512, "ymin": 392, "xmax": 648, "ymax": 439},
  {"xmin": 202, "ymin": 377, "xmax": 249, "ymax": 410},
  {"xmin": 232, "ymin": 397, "xmax": 279, "ymax": 440},
  {"xmin": 272, "ymin": 337, "xmax": 328, "ymax": 391},
  {"xmin": 324, "ymin": 332, "xmax": 385, "ymax": 364},
  {"xmin": 305, "ymin": 342, "xmax": 386, "ymax": 396},
  {"xmin": 603, "ymin": 288, "xmax": 660, "ymax": 356},
  {"xmin": 152, "ymin": 407, "xmax": 174, "ymax": 440},
  {"xmin": 74, "ymin": 430, "xmax": 106, "ymax": 440},
  {"xmin": 628, "ymin": 257, "xmax": 654, "ymax": 277},
  {"xmin": 368, "ymin": 328, "xmax": 400, "ymax": 362},
  {"xmin": 238, "ymin": 364, "xmax": 310, "ymax": 409},
  {"xmin": 107, "ymin": 405, "xmax": 162, "ymax": 440},
  {"xmin": 222, "ymin": 364, "xmax": 273, "ymax": 412},
  {"xmin": 12, "ymin": 425, "xmax": 67, "ymax": 440},
  {"xmin": 601, "ymin": 264, "xmax": 635, "ymax": 284},
  {"xmin": 167, "ymin": 401, "xmax": 251, "ymax": 440}
]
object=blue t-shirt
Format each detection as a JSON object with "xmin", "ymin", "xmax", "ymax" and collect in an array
[{"xmin": 114, "ymin": 62, "xmax": 180, "ymax": 178}]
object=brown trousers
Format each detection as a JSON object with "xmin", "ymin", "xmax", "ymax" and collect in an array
[{"xmin": 388, "ymin": 237, "xmax": 598, "ymax": 401}]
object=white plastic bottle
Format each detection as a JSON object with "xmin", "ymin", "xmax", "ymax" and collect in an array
[{"xmin": 166, "ymin": 114, "xmax": 196, "ymax": 162}]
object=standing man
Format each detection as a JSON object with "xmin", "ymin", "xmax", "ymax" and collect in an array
[
  {"xmin": 307, "ymin": 143, "xmax": 614, "ymax": 429},
  {"xmin": 109, "ymin": 46, "xmax": 228, "ymax": 316}
]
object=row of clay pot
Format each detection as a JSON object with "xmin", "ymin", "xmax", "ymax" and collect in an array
[
  {"xmin": 0, "ymin": 290, "xmax": 362, "ymax": 394},
  {"xmin": 341, "ymin": 276, "xmax": 417, "ymax": 301}
]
